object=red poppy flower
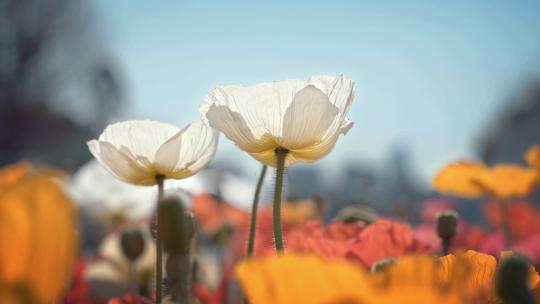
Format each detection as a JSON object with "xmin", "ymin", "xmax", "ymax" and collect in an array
[{"xmin": 349, "ymin": 220, "xmax": 428, "ymax": 267}]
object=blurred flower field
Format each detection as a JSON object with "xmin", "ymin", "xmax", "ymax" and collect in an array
[{"xmin": 2, "ymin": 73, "xmax": 540, "ymax": 304}]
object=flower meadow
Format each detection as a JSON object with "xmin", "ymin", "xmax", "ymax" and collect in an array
[{"xmin": 3, "ymin": 74, "xmax": 540, "ymax": 304}]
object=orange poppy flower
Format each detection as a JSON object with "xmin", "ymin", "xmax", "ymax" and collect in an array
[
  {"xmin": 432, "ymin": 161, "xmax": 488, "ymax": 198},
  {"xmin": 439, "ymin": 250, "xmax": 497, "ymax": 300},
  {"xmin": 284, "ymin": 220, "xmax": 428, "ymax": 268},
  {"xmin": 439, "ymin": 250, "xmax": 540, "ymax": 302},
  {"xmin": 191, "ymin": 193, "xmax": 249, "ymax": 234},
  {"xmin": 0, "ymin": 167, "xmax": 77, "ymax": 303},
  {"xmin": 235, "ymin": 254, "xmax": 372, "ymax": 304},
  {"xmin": 285, "ymin": 220, "xmax": 363, "ymax": 261}
]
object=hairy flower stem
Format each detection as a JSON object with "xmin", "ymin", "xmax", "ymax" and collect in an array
[
  {"xmin": 156, "ymin": 175, "xmax": 165, "ymax": 304},
  {"xmin": 247, "ymin": 165, "xmax": 268, "ymax": 257},
  {"xmin": 273, "ymin": 148, "xmax": 288, "ymax": 253},
  {"xmin": 441, "ymin": 238, "xmax": 451, "ymax": 256},
  {"xmin": 499, "ymin": 199, "xmax": 511, "ymax": 250}
]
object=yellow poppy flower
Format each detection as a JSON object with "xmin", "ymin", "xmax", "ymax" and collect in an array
[
  {"xmin": 0, "ymin": 167, "xmax": 77, "ymax": 303},
  {"xmin": 370, "ymin": 255, "xmax": 462, "ymax": 304},
  {"xmin": 235, "ymin": 254, "xmax": 465, "ymax": 304},
  {"xmin": 432, "ymin": 161, "xmax": 488, "ymax": 198},
  {"xmin": 481, "ymin": 164, "xmax": 540, "ymax": 199},
  {"xmin": 433, "ymin": 156, "xmax": 540, "ymax": 199},
  {"xmin": 0, "ymin": 162, "xmax": 32, "ymax": 190},
  {"xmin": 235, "ymin": 254, "xmax": 371, "ymax": 304},
  {"xmin": 525, "ymin": 145, "xmax": 540, "ymax": 169}
]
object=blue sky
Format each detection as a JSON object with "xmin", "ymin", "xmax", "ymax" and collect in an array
[{"xmin": 93, "ymin": 0, "xmax": 540, "ymax": 184}]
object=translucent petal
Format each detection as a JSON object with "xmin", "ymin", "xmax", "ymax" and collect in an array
[
  {"xmin": 88, "ymin": 140, "xmax": 155, "ymax": 185},
  {"xmin": 205, "ymin": 105, "xmax": 276, "ymax": 153},
  {"xmin": 201, "ymin": 75, "xmax": 356, "ymax": 167},
  {"xmin": 308, "ymin": 75, "xmax": 355, "ymax": 136},
  {"xmin": 99, "ymin": 120, "xmax": 180, "ymax": 162},
  {"xmin": 163, "ymin": 121, "xmax": 219, "ymax": 179},
  {"xmin": 154, "ymin": 129, "xmax": 184, "ymax": 174},
  {"xmin": 200, "ymin": 79, "xmax": 305, "ymax": 139},
  {"xmin": 281, "ymin": 85, "xmax": 338, "ymax": 150}
]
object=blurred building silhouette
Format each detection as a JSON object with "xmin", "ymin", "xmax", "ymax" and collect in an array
[
  {"xmin": 287, "ymin": 166, "xmax": 325, "ymax": 200},
  {"xmin": 0, "ymin": 0, "xmax": 123, "ymax": 170},
  {"xmin": 285, "ymin": 145, "xmax": 428, "ymax": 221},
  {"xmin": 479, "ymin": 78, "xmax": 540, "ymax": 165},
  {"xmin": 377, "ymin": 144, "xmax": 427, "ymax": 222}
]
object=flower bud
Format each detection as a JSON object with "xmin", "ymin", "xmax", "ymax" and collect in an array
[
  {"xmin": 158, "ymin": 196, "xmax": 195, "ymax": 254},
  {"xmin": 120, "ymin": 227, "xmax": 146, "ymax": 262},
  {"xmin": 495, "ymin": 254, "xmax": 535, "ymax": 304},
  {"xmin": 436, "ymin": 210, "xmax": 458, "ymax": 240}
]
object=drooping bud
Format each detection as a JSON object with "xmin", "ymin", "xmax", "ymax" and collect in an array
[
  {"xmin": 370, "ymin": 258, "xmax": 397, "ymax": 274},
  {"xmin": 495, "ymin": 254, "xmax": 535, "ymax": 304},
  {"xmin": 120, "ymin": 227, "xmax": 145, "ymax": 262},
  {"xmin": 158, "ymin": 196, "xmax": 196, "ymax": 254},
  {"xmin": 436, "ymin": 210, "xmax": 458, "ymax": 240}
]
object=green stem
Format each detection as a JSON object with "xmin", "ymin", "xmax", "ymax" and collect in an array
[
  {"xmin": 247, "ymin": 165, "xmax": 267, "ymax": 257},
  {"xmin": 441, "ymin": 238, "xmax": 450, "ymax": 256},
  {"xmin": 273, "ymin": 148, "xmax": 288, "ymax": 253},
  {"xmin": 156, "ymin": 175, "xmax": 165, "ymax": 304}
]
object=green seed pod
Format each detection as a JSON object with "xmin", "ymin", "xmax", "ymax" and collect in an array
[
  {"xmin": 158, "ymin": 196, "xmax": 196, "ymax": 254},
  {"xmin": 495, "ymin": 254, "xmax": 535, "ymax": 304},
  {"xmin": 120, "ymin": 227, "xmax": 145, "ymax": 262},
  {"xmin": 436, "ymin": 210, "xmax": 459, "ymax": 240}
]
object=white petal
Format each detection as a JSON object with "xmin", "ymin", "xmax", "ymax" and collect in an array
[
  {"xmin": 88, "ymin": 140, "xmax": 155, "ymax": 185},
  {"xmin": 308, "ymin": 74, "xmax": 355, "ymax": 135},
  {"xmin": 200, "ymin": 75, "xmax": 356, "ymax": 167},
  {"xmin": 99, "ymin": 120, "xmax": 181, "ymax": 162},
  {"xmin": 280, "ymin": 85, "xmax": 338, "ymax": 151},
  {"xmin": 205, "ymin": 104, "xmax": 275, "ymax": 153},
  {"xmin": 200, "ymin": 79, "xmax": 305, "ymax": 139},
  {"xmin": 287, "ymin": 132, "xmax": 341, "ymax": 164},
  {"xmin": 174, "ymin": 121, "xmax": 219, "ymax": 177},
  {"xmin": 154, "ymin": 129, "xmax": 184, "ymax": 174},
  {"xmin": 308, "ymin": 74, "xmax": 355, "ymax": 112},
  {"xmin": 341, "ymin": 119, "xmax": 354, "ymax": 135},
  {"xmin": 155, "ymin": 121, "xmax": 219, "ymax": 179}
]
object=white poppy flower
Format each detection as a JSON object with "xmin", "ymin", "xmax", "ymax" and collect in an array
[
  {"xmin": 199, "ymin": 74, "xmax": 355, "ymax": 167},
  {"xmin": 87, "ymin": 120, "xmax": 218, "ymax": 186},
  {"xmin": 70, "ymin": 160, "xmax": 157, "ymax": 221}
]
